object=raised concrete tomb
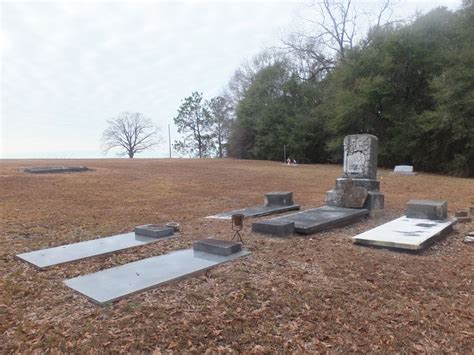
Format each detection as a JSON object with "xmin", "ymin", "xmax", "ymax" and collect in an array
[
  {"xmin": 252, "ymin": 206, "xmax": 369, "ymax": 235},
  {"xmin": 207, "ymin": 191, "xmax": 300, "ymax": 220}
]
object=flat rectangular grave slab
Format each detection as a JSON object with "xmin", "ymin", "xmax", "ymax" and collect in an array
[
  {"xmin": 17, "ymin": 232, "xmax": 174, "ymax": 270},
  {"xmin": 352, "ymin": 216, "xmax": 456, "ymax": 251},
  {"xmin": 207, "ymin": 204, "xmax": 300, "ymax": 220},
  {"xmin": 64, "ymin": 248, "xmax": 251, "ymax": 305},
  {"xmin": 263, "ymin": 206, "xmax": 369, "ymax": 235},
  {"xmin": 193, "ymin": 239, "xmax": 242, "ymax": 256},
  {"xmin": 24, "ymin": 166, "xmax": 90, "ymax": 174},
  {"xmin": 135, "ymin": 224, "xmax": 174, "ymax": 238}
]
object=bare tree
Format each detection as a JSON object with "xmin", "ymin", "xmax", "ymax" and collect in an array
[
  {"xmin": 281, "ymin": 0, "xmax": 399, "ymax": 80},
  {"xmin": 102, "ymin": 112, "xmax": 161, "ymax": 158}
]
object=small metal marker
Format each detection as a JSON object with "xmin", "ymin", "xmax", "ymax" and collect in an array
[{"xmin": 231, "ymin": 213, "xmax": 244, "ymax": 243}]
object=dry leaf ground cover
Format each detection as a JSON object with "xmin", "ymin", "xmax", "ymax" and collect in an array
[{"xmin": 0, "ymin": 158, "xmax": 473, "ymax": 353}]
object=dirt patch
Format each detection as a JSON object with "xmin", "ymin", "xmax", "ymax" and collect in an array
[{"xmin": 1, "ymin": 159, "xmax": 473, "ymax": 352}]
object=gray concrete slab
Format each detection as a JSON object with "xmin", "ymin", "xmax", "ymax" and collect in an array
[
  {"xmin": 64, "ymin": 248, "xmax": 251, "ymax": 305},
  {"xmin": 17, "ymin": 232, "xmax": 174, "ymax": 270},
  {"xmin": 135, "ymin": 224, "xmax": 174, "ymax": 238},
  {"xmin": 193, "ymin": 239, "xmax": 242, "ymax": 255},
  {"xmin": 261, "ymin": 206, "xmax": 369, "ymax": 235},
  {"xmin": 207, "ymin": 204, "xmax": 300, "ymax": 220},
  {"xmin": 252, "ymin": 220, "xmax": 295, "ymax": 237},
  {"xmin": 406, "ymin": 200, "xmax": 447, "ymax": 220},
  {"xmin": 352, "ymin": 216, "xmax": 456, "ymax": 251},
  {"xmin": 23, "ymin": 166, "xmax": 90, "ymax": 174}
]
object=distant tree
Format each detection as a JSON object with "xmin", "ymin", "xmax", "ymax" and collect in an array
[
  {"xmin": 228, "ymin": 60, "xmax": 328, "ymax": 162},
  {"xmin": 102, "ymin": 112, "xmax": 160, "ymax": 158},
  {"xmin": 281, "ymin": 0, "xmax": 400, "ymax": 80},
  {"xmin": 207, "ymin": 96, "xmax": 231, "ymax": 158},
  {"xmin": 173, "ymin": 92, "xmax": 213, "ymax": 158}
]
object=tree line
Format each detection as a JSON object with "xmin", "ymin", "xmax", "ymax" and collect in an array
[
  {"xmin": 174, "ymin": 1, "xmax": 473, "ymax": 177},
  {"xmin": 102, "ymin": 1, "xmax": 473, "ymax": 177}
]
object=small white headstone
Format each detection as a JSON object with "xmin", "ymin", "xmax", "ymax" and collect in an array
[{"xmin": 393, "ymin": 165, "xmax": 416, "ymax": 175}]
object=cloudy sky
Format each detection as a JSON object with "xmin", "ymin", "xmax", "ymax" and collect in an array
[{"xmin": 0, "ymin": 0, "xmax": 461, "ymax": 159}]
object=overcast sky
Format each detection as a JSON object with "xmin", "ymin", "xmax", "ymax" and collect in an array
[{"xmin": 0, "ymin": 0, "xmax": 462, "ymax": 159}]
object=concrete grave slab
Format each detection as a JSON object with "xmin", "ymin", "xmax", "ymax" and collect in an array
[
  {"xmin": 259, "ymin": 206, "xmax": 369, "ymax": 235},
  {"xmin": 23, "ymin": 166, "xmax": 90, "ymax": 174},
  {"xmin": 193, "ymin": 239, "xmax": 242, "ymax": 256},
  {"xmin": 252, "ymin": 220, "xmax": 295, "ymax": 237},
  {"xmin": 406, "ymin": 200, "xmax": 447, "ymax": 220},
  {"xmin": 207, "ymin": 192, "xmax": 300, "ymax": 220},
  {"xmin": 17, "ymin": 232, "xmax": 175, "ymax": 270},
  {"xmin": 392, "ymin": 165, "xmax": 416, "ymax": 175},
  {"xmin": 135, "ymin": 224, "xmax": 174, "ymax": 238},
  {"xmin": 64, "ymin": 248, "xmax": 251, "ymax": 305},
  {"xmin": 264, "ymin": 192, "xmax": 294, "ymax": 206},
  {"xmin": 352, "ymin": 216, "xmax": 456, "ymax": 251}
]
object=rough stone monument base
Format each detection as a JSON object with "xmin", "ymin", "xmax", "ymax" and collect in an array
[{"xmin": 364, "ymin": 191, "xmax": 384, "ymax": 210}]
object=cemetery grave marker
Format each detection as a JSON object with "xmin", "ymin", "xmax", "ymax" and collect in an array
[
  {"xmin": 207, "ymin": 192, "xmax": 300, "ymax": 220},
  {"xmin": 17, "ymin": 226, "xmax": 175, "ymax": 270},
  {"xmin": 352, "ymin": 200, "xmax": 456, "ymax": 251},
  {"xmin": 23, "ymin": 166, "xmax": 91, "ymax": 174},
  {"xmin": 64, "ymin": 248, "xmax": 251, "ymax": 305}
]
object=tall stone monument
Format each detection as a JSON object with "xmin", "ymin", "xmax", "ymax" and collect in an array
[{"xmin": 326, "ymin": 134, "xmax": 384, "ymax": 210}]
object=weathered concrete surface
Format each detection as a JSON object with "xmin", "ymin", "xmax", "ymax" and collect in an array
[
  {"xmin": 207, "ymin": 204, "xmax": 300, "ymax": 220},
  {"xmin": 343, "ymin": 134, "xmax": 378, "ymax": 180},
  {"xmin": 23, "ymin": 166, "xmax": 90, "ymax": 174},
  {"xmin": 16, "ymin": 232, "xmax": 174, "ymax": 270},
  {"xmin": 134, "ymin": 224, "xmax": 174, "ymax": 238},
  {"xmin": 261, "ymin": 206, "xmax": 369, "ymax": 235},
  {"xmin": 64, "ymin": 248, "xmax": 251, "ymax": 305},
  {"xmin": 364, "ymin": 192, "xmax": 385, "ymax": 210},
  {"xmin": 326, "ymin": 179, "xmax": 368, "ymax": 209},
  {"xmin": 406, "ymin": 200, "xmax": 447, "ymax": 220},
  {"xmin": 252, "ymin": 220, "xmax": 295, "ymax": 237},
  {"xmin": 352, "ymin": 216, "xmax": 456, "ymax": 251},
  {"xmin": 264, "ymin": 192, "xmax": 294, "ymax": 206},
  {"xmin": 336, "ymin": 178, "xmax": 380, "ymax": 192},
  {"xmin": 193, "ymin": 239, "xmax": 242, "ymax": 256}
]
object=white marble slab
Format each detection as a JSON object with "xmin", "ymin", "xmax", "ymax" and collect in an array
[
  {"xmin": 64, "ymin": 248, "xmax": 251, "ymax": 305},
  {"xmin": 352, "ymin": 216, "xmax": 456, "ymax": 251},
  {"xmin": 17, "ymin": 232, "xmax": 174, "ymax": 270}
]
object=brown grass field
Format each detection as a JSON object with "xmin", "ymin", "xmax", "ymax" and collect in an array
[{"xmin": 0, "ymin": 159, "xmax": 473, "ymax": 353}]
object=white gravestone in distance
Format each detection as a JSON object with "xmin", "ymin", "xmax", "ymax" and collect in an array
[{"xmin": 393, "ymin": 165, "xmax": 416, "ymax": 175}]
